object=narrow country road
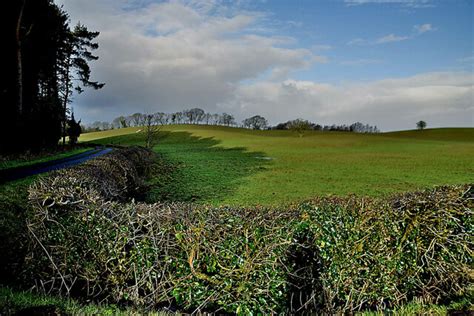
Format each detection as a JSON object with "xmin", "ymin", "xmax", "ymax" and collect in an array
[{"xmin": 0, "ymin": 147, "xmax": 113, "ymax": 184}]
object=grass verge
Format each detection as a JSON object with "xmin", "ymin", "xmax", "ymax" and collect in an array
[
  {"xmin": 0, "ymin": 176, "xmax": 37, "ymax": 284},
  {"xmin": 0, "ymin": 286, "xmax": 171, "ymax": 315},
  {"xmin": 1, "ymin": 286, "xmax": 470, "ymax": 315},
  {"xmin": 0, "ymin": 146, "xmax": 92, "ymax": 171}
]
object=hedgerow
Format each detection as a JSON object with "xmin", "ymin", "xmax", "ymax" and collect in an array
[
  {"xmin": 299, "ymin": 188, "xmax": 473, "ymax": 312},
  {"xmin": 26, "ymin": 198, "xmax": 297, "ymax": 313},
  {"xmin": 25, "ymin": 147, "xmax": 473, "ymax": 314},
  {"xmin": 28, "ymin": 146, "xmax": 154, "ymax": 204}
]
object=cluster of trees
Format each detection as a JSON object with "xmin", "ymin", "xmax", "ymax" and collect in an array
[
  {"xmin": 84, "ymin": 108, "xmax": 239, "ymax": 132},
  {"xmin": 242, "ymin": 115, "xmax": 268, "ymax": 130},
  {"xmin": 274, "ymin": 119, "xmax": 379, "ymax": 134},
  {"xmin": 0, "ymin": 0, "xmax": 103, "ymax": 152},
  {"xmin": 84, "ymin": 109, "xmax": 380, "ymax": 137}
]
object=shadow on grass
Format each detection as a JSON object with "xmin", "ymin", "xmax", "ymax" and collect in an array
[
  {"xmin": 90, "ymin": 130, "xmax": 271, "ymax": 204},
  {"xmin": 147, "ymin": 131, "xmax": 271, "ymax": 204}
]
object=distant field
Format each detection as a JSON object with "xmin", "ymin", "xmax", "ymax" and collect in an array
[
  {"xmin": 80, "ymin": 126, "xmax": 474, "ymax": 205},
  {"xmin": 384, "ymin": 128, "xmax": 474, "ymax": 142}
]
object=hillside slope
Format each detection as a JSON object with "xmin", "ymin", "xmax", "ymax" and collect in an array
[
  {"xmin": 383, "ymin": 128, "xmax": 474, "ymax": 142},
  {"xmin": 80, "ymin": 125, "xmax": 474, "ymax": 205}
]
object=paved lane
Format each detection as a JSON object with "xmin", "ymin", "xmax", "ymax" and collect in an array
[{"xmin": 0, "ymin": 147, "xmax": 113, "ymax": 184}]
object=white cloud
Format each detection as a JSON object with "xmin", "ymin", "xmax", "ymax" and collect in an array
[
  {"xmin": 286, "ymin": 20, "xmax": 303, "ymax": 28},
  {"xmin": 348, "ymin": 23, "xmax": 435, "ymax": 46},
  {"xmin": 219, "ymin": 72, "xmax": 474, "ymax": 131},
  {"xmin": 311, "ymin": 44, "xmax": 333, "ymax": 51},
  {"xmin": 340, "ymin": 58, "xmax": 383, "ymax": 66},
  {"xmin": 57, "ymin": 0, "xmax": 324, "ymax": 122},
  {"xmin": 347, "ymin": 38, "xmax": 368, "ymax": 46},
  {"xmin": 414, "ymin": 23, "xmax": 435, "ymax": 34},
  {"xmin": 344, "ymin": 0, "xmax": 434, "ymax": 8},
  {"xmin": 375, "ymin": 33, "xmax": 410, "ymax": 43}
]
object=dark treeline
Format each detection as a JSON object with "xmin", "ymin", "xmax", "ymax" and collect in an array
[
  {"xmin": 84, "ymin": 108, "xmax": 378, "ymax": 134},
  {"xmin": 273, "ymin": 119, "xmax": 379, "ymax": 133},
  {"xmin": 0, "ymin": 0, "xmax": 103, "ymax": 153},
  {"xmin": 84, "ymin": 108, "xmax": 238, "ymax": 132}
]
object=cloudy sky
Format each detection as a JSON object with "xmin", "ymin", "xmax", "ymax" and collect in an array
[{"xmin": 57, "ymin": 0, "xmax": 473, "ymax": 131}]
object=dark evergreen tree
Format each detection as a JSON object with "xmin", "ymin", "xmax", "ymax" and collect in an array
[
  {"xmin": 67, "ymin": 112, "xmax": 82, "ymax": 145},
  {"xmin": 59, "ymin": 23, "xmax": 105, "ymax": 145},
  {"xmin": 0, "ymin": 0, "xmax": 103, "ymax": 153}
]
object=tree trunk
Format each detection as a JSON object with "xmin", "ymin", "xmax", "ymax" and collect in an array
[
  {"xmin": 62, "ymin": 58, "xmax": 70, "ymax": 146},
  {"xmin": 15, "ymin": 0, "xmax": 25, "ymax": 115}
]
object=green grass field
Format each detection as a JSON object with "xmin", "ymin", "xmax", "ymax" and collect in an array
[{"xmin": 80, "ymin": 125, "xmax": 474, "ymax": 206}]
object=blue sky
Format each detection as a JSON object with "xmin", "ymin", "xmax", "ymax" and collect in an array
[
  {"xmin": 58, "ymin": 0, "xmax": 473, "ymax": 131},
  {"xmin": 247, "ymin": 0, "xmax": 473, "ymax": 82}
]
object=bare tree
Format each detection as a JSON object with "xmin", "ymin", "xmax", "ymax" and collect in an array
[
  {"xmin": 101, "ymin": 121, "xmax": 111, "ymax": 130},
  {"xmin": 112, "ymin": 116, "xmax": 126, "ymax": 128},
  {"xmin": 350, "ymin": 122, "xmax": 365, "ymax": 133},
  {"xmin": 142, "ymin": 113, "xmax": 162, "ymax": 149},
  {"xmin": 111, "ymin": 118, "xmax": 119, "ymax": 129},
  {"xmin": 130, "ymin": 113, "xmax": 143, "ymax": 126},
  {"xmin": 154, "ymin": 112, "xmax": 169, "ymax": 125},
  {"xmin": 196, "ymin": 108, "xmax": 205, "ymax": 124},
  {"xmin": 212, "ymin": 113, "xmax": 220, "ymax": 125},
  {"xmin": 174, "ymin": 111, "xmax": 184, "ymax": 124},
  {"xmin": 204, "ymin": 113, "xmax": 212, "ymax": 125},
  {"xmin": 220, "ymin": 113, "xmax": 235, "ymax": 126},
  {"xmin": 90, "ymin": 121, "xmax": 102, "ymax": 131},
  {"xmin": 184, "ymin": 108, "xmax": 205, "ymax": 124}
]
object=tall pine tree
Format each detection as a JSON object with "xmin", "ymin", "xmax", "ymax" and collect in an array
[
  {"xmin": 59, "ymin": 23, "xmax": 104, "ymax": 145},
  {"xmin": 0, "ymin": 0, "xmax": 103, "ymax": 153}
]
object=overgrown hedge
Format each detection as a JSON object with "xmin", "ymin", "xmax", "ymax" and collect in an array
[
  {"xmin": 25, "ymin": 148, "xmax": 473, "ymax": 313},
  {"xmin": 29, "ymin": 146, "xmax": 155, "ymax": 204},
  {"xmin": 299, "ymin": 189, "xmax": 473, "ymax": 312}
]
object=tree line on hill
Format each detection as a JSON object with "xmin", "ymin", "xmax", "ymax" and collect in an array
[
  {"xmin": 85, "ymin": 108, "xmax": 237, "ymax": 132},
  {"xmin": 273, "ymin": 119, "xmax": 379, "ymax": 133},
  {"xmin": 83, "ymin": 108, "xmax": 379, "ymax": 135},
  {"xmin": 0, "ymin": 0, "xmax": 103, "ymax": 153}
]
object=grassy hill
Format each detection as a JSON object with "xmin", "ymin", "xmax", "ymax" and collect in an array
[
  {"xmin": 80, "ymin": 125, "xmax": 474, "ymax": 205},
  {"xmin": 383, "ymin": 128, "xmax": 474, "ymax": 142}
]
